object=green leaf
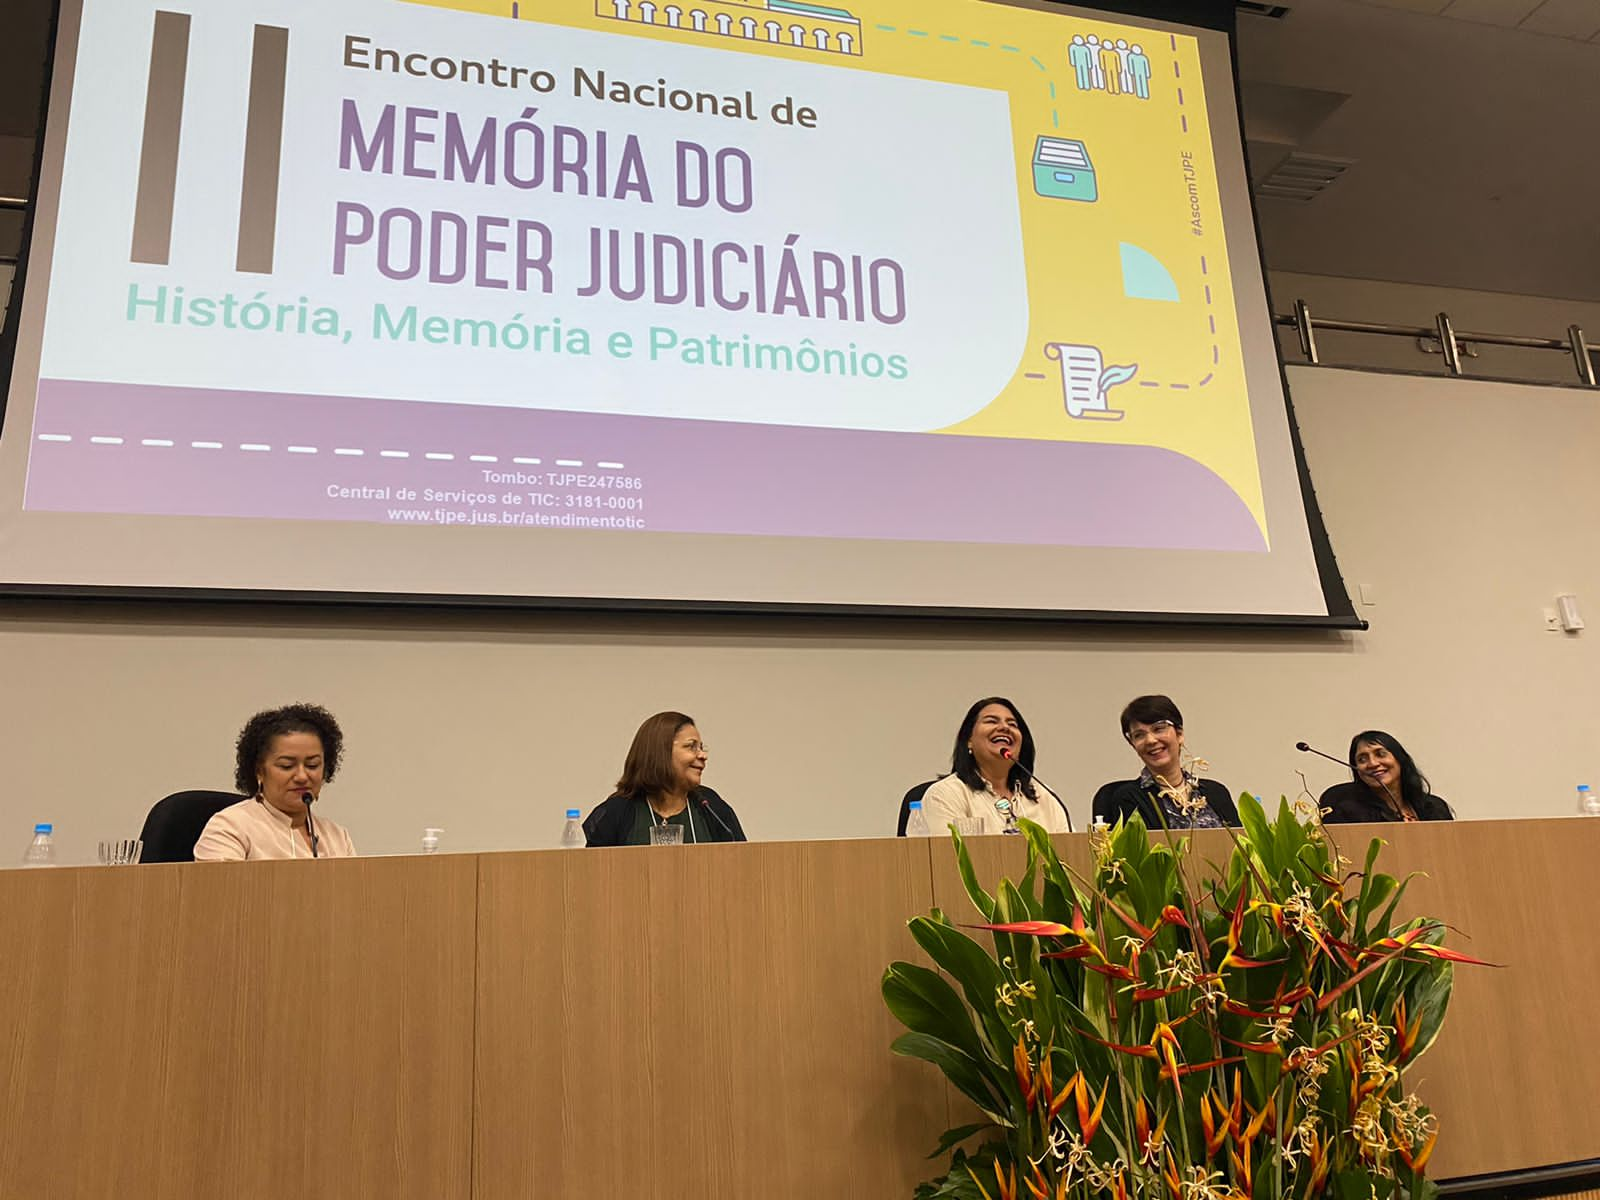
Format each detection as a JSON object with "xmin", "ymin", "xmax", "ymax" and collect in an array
[
  {"xmin": 909, "ymin": 916, "xmax": 1008, "ymax": 1022},
  {"xmin": 953, "ymin": 830, "xmax": 997, "ymax": 921},
  {"xmin": 883, "ymin": 962, "xmax": 989, "ymax": 1060},
  {"xmin": 890, "ymin": 1031, "xmax": 1010, "ymax": 1124},
  {"xmin": 926, "ymin": 1122, "xmax": 999, "ymax": 1159}
]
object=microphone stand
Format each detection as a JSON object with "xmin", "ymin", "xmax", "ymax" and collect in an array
[
  {"xmin": 697, "ymin": 795, "xmax": 739, "ymax": 841},
  {"xmin": 302, "ymin": 793, "xmax": 320, "ymax": 858},
  {"xmin": 1000, "ymin": 749, "xmax": 1075, "ymax": 833}
]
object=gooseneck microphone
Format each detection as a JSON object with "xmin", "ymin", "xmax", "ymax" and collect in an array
[
  {"xmin": 697, "ymin": 795, "xmax": 739, "ymax": 841},
  {"xmin": 999, "ymin": 748, "xmax": 1075, "ymax": 833},
  {"xmin": 302, "ymin": 791, "xmax": 320, "ymax": 858},
  {"xmin": 1295, "ymin": 741, "xmax": 1348, "ymax": 769}
]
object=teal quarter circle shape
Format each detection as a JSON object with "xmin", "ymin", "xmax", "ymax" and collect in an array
[{"xmin": 1120, "ymin": 243, "xmax": 1180, "ymax": 302}]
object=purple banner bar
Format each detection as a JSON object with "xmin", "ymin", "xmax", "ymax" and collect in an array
[{"xmin": 25, "ymin": 379, "xmax": 1265, "ymax": 551}]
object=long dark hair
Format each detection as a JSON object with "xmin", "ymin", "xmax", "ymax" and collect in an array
[
  {"xmin": 615, "ymin": 711, "xmax": 695, "ymax": 801},
  {"xmin": 1347, "ymin": 730, "xmax": 1429, "ymax": 808},
  {"xmin": 950, "ymin": 697, "xmax": 1037, "ymax": 800}
]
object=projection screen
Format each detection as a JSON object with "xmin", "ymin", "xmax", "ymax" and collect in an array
[{"xmin": 0, "ymin": 0, "xmax": 1359, "ymax": 623}]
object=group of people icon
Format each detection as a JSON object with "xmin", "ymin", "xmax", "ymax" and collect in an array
[{"xmin": 1069, "ymin": 34, "xmax": 1152, "ymax": 100}]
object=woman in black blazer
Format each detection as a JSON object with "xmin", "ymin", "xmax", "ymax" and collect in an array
[
  {"xmin": 1092, "ymin": 694, "xmax": 1238, "ymax": 830},
  {"xmin": 583, "ymin": 711, "xmax": 747, "ymax": 846},
  {"xmin": 1318, "ymin": 730, "xmax": 1452, "ymax": 824}
]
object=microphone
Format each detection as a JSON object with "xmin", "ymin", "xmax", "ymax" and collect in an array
[
  {"xmin": 1295, "ymin": 741, "xmax": 1348, "ymax": 769},
  {"xmin": 697, "ymin": 795, "xmax": 739, "ymax": 842},
  {"xmin": 1000, "ymin": 748, "xmax": 1075, "ymax": 833},
  {"xmin": 302, "ymin": 790, "xmax": 320, "ymax": 858}
]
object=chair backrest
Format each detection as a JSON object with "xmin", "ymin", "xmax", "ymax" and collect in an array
[
  {"xmin": 896, "ymin": 779, "xmax": 937, "ymax": 837},
  {"xmin": 139, "ymin": 790, "xmax": 241, "ymax": 862}
]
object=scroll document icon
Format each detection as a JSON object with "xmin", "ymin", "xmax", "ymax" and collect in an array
[{"xmin": 1044, "ymin": 342, "xmax": 1138, "ymax": 420}]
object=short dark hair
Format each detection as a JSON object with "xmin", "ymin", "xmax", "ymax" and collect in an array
[
  {"xmin": 1120, "ymin": 695, "xmax": 1183, "ymax": 738},
  {"xmin": 949, "ymin": 697, "xmax": 1037, "ymax": 801},
  {"xmin": 615, "ymin": 711, "xmax": 696, "ymax": 801},
  {"xmin": 1348, "ymin": 730, "xmax": 1430, "ymax": 807},
  {"xmin": 234, "ymin": 703, "xmax": 344, "ymax": 795}
]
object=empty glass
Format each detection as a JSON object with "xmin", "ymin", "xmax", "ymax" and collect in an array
[
  {"xmin": 950, "ymin": 817, "xmax": 985, "ymax": 837},
  {"xmin": 97, "ymin": 839, "xmax": 143, "ymax": 865},
  {"xmin": 649, "ymin": 824, "xmax": 684, "ymax": 847}
]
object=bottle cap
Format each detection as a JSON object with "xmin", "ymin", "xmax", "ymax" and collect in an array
[
  {"xmin": 33, "ymin": 823, "xmax": 52, "ymax": 834},
  {"xmin": 1582, "ymin": 785, "xmax": 1593, "ymax": 792},
  {"xmin": 565, "ymin": 808, "xmax": 580, "ymax": 819},
  {"xmin": 423, "ymin": 827, "xmax": 444, "ymax": 836},
  {"xmin": 908, "ymin": 800, "xmax": 923, "ymax": 810}
]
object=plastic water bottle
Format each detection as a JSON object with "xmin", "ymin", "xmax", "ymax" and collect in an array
[
  {"xmin": 420, "ymin": 827, "xmax": 443, "ymax": 854},
  {"xmin": 21, "ymin": 823, "xmax": 56, "ymax": 867},
  {"xmin": 1581, "ymin": 786, "xmax": 1600, "ymax": 817},
  {"xmin": 560, "ymin": 809, "xmax": 585, "ymax": 848},
  {"xmin": 905, "ymin": 800, "xmax": 931, "ymax": 837}
]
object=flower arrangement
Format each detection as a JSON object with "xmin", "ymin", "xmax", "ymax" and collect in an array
[{"xmin": 882, "ymin": 796, "xmax": 1488, "ymax": 1200}]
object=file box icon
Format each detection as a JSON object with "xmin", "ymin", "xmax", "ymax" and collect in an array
[{"xmin": 1033, "ymin": 136, "xmax": 1098, "ymax": 202}]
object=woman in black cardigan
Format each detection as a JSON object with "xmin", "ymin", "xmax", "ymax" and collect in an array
[
  {"xmin": 583, "ymin": 711, "xmax": 747, "ymax": 846},
  {"xmin": 1092, "ymin": 694, "xmax": 1239, "ymax": 830},
  {"xmin": 1318, "ymin": 730, "xmax": 1453, "ymax": 824}
]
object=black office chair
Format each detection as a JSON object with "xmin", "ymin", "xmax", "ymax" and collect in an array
[
  {"xmin": 138, "ymin": 790, "xmax": 241, "ymax": 862},
  {"xmin": 896, "ymin": 779, "xmax": 937, "ymax": 836}
]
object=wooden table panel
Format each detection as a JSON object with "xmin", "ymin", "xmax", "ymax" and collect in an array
[
  {"xmin": 474, "ymin": 838, "xmax": 945, "ymax": 1200},
  {"xmin": 156, "ymin": 854, "xmax": 476, "ymax": 1200}
]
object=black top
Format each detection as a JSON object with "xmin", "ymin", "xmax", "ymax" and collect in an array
[
  {"xmin": 1318, "ymin": 781, "xmax": 1453, "ymax": 824},
  {"xmin": 1091, "ymin": 776, "xmax": 1240, "ymax": 830},
  {"xmin": 582, "ymin": 786, "xmax": 747, "ymax": 847}
]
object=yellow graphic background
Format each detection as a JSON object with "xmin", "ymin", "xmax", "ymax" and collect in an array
[{"xmin": 401, "ymin": 0, "xmax": 1264, "ymax": 535}]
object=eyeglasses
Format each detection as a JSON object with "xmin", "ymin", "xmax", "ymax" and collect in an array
[
  {"xmin": 1125, "ymin": 720, "xmax": 1175, "ymax": 745},
  {"xmin": 676, "ymin": 741, "xmax": 710, "ymax": 755}
]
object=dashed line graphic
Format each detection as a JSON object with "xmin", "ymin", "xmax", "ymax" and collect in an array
[
  {"xmin": 36, "ymin": 434, "xmax": 620, "ymax": 470},
  {"xmin": 874, "ymin": 22, "xmax": 1057, "ymax": 124}
]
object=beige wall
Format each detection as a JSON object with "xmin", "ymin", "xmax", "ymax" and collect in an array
[
  {"xmin": 2, "ymin": 364, "xmax": 1596, "ymax": 864},
  {"xmin": 1269, "ymin": 270, "xmax": 1600, "ymax": 386}
]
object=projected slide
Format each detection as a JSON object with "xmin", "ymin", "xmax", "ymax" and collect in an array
[{"xmin": 0, "ymin": 0, "xmax": 1352, "ymax": 618}]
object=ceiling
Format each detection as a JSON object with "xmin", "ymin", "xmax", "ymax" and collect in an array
[
  {"xmin": 1237, "ymin": 0, "xmax": 1600, "ymax": 300},
  {"xmin": 1, "ymin": 0, "xmax": 1597, "ymax": 299}
]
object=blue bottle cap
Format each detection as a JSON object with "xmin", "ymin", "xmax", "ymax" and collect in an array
[
  {"xmin": 565, "ymin": 808, "xmax": 580, "ymax": 819},
  {"xmin": 908, "ymin": 800, "xmax": 923, "ymax": 810},
  {"xmin": 34, "ymin": 823, "xmax": 52, "ymax": 834}
]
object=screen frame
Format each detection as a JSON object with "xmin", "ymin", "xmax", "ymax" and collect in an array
[{"xmin": 0, "ymin": 0, "xmax": 1365, "ymax": 630}]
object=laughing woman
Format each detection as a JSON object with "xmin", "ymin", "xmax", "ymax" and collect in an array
[
  {"xmin": 1318, "ymin": 730, "xmax": 1453, "ymax": 823},
  {"xmin": 1092, "ymin": 694, "xmax": 1239, "ymax": 830},
  {"xmin": 919, "ymin": 697, "xmax": 1072, "ymax": 836}
]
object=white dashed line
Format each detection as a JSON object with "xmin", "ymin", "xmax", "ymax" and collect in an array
[{"xmin": 45, "ymin": 440, "xmax": 627, "ymax": 478}]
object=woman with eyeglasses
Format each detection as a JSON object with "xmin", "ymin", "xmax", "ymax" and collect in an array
[
  {"xmin": 582, "ymin": 711, "xmax": 747, "ymax": 846},
  {"xmin": 1318, "ymin": 730, "xmax": 1453, "ymax": 824},
  {"xmin": 920, "ymin": 697, "xmax": 1072, "ymax": 836},
  {"xmin": 1091, "ymin": 695, "xmax": 1239, "ymax": 830}
]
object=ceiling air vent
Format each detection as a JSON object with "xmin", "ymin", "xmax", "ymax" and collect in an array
[
  {"xmin": 1237, "ymin": 2, "xmax": 1291, "ymax": 17},
  {"xmin": 1255, "ymin": 152, "xmax": 1354, "ymax": 202}
]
